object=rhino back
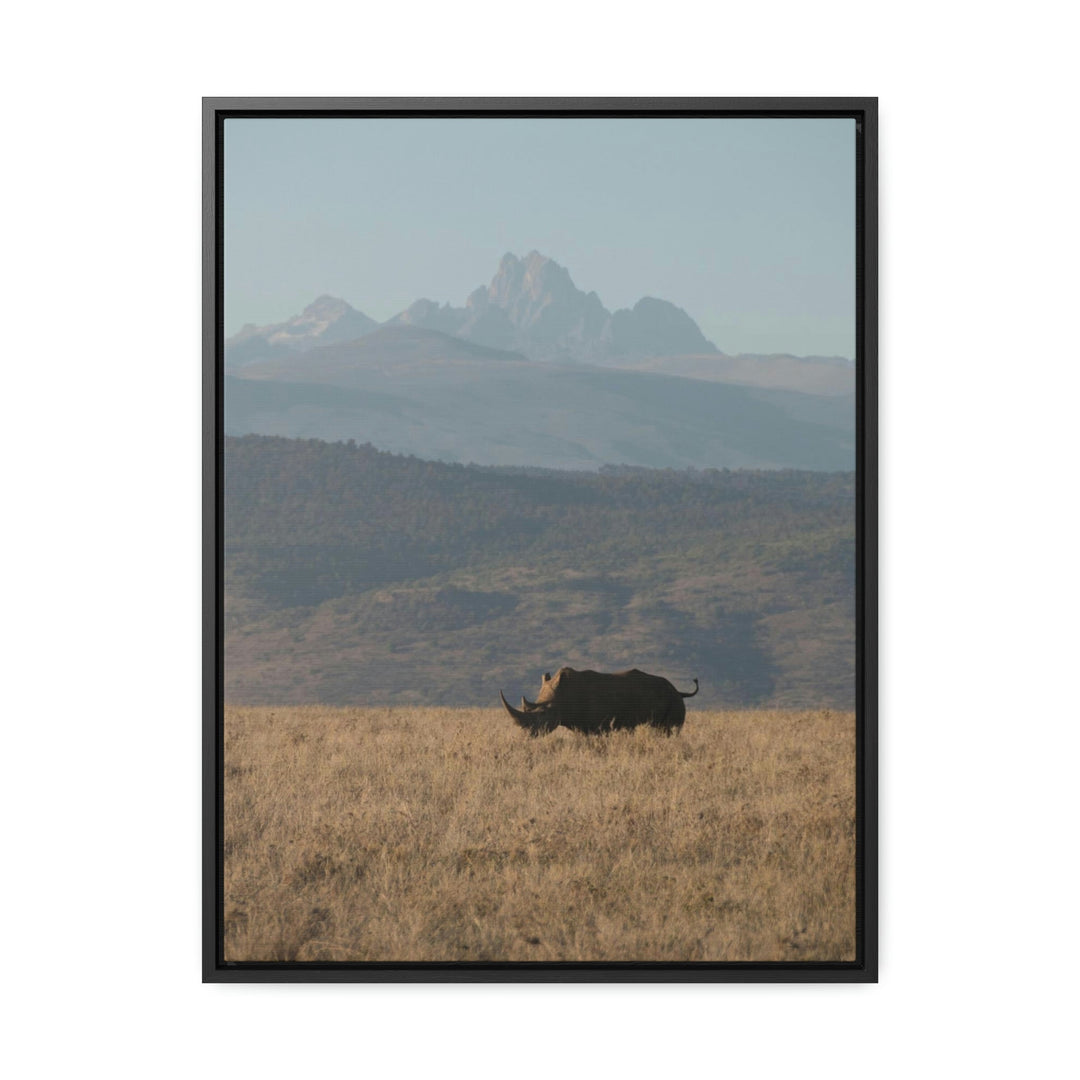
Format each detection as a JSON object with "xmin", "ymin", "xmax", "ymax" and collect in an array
[{"xmin": 548, "ymin": 668, "xmax": 681, "ymax": 731}]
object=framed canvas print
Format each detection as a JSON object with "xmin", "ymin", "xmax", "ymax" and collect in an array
[{"xmin": 203, "ymin": 97, "xmax": 877, "ymax": 982}]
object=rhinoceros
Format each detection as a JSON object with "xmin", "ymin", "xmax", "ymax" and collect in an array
[{"xmin": 499, "ymin": 667, "xmax": 699, "ymax": 736}]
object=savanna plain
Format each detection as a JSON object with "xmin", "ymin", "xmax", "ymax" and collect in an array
[{"xmin": 224, "ymin": 705, "xmax": 855, "ymax": 962}]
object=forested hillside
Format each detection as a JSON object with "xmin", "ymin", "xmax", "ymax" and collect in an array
[{"xmin": 225, "ymin": 436, "xmax": 855, "ymax": 708}]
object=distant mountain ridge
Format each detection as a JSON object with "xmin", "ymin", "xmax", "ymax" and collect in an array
[
  {"xmin": 227, "ymin": 251, "xmax": 719, "ymax": 366},
  {"xmin": 232, "ymin": 324, "xmax": 530, "ymax": 380},
  {"xmin": 226, "ymin": 353, "xmax": 855, "ymax": 471},
  {"xmin": 224, "ymin": 251, "xmax": 855, "ymax": 472}
]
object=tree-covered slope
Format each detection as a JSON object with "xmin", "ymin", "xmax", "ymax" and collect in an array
[{"xmin": 224, "ymin": 436, "xmax": 855, "ymax": 708}]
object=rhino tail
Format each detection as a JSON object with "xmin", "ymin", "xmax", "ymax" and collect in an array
[{"xmin": 679, "ymin": 678, "xmax": 699, "ymax": 698}]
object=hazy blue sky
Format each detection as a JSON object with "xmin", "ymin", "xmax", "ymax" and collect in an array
[{"xmin": 225, "ymin": 117, "xmax": 855, "ymax": 357}]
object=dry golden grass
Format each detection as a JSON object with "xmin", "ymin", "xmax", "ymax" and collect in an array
[{"xmin": 224, "ymin": 707, "xmax": 855, "ymax": 963}]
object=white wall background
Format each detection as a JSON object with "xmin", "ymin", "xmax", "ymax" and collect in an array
[{"xmin": 4, "ymin": 2, "xmax": 1076, "ymax": 1077}]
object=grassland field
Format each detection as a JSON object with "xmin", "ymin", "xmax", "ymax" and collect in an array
[{"xmin": 224, "ymin": 706, "xmax": 855, "ymax": 963}]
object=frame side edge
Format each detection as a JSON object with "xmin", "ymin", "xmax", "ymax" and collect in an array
[
  {"xmin": 202, "ymin": 99, "xmax": 222, "ymax": 982},
  {"xmin": 850, "ymin": 98, "xmax": 879, "ymax": 983},
  {"xmin": 861, "ymin": 97, "xmax": 880, "ymax": 983}
]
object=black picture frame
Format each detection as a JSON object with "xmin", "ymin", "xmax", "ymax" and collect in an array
[{"xmin": 203, "ymin": 97, "xmax": 877, "ymax": 983}]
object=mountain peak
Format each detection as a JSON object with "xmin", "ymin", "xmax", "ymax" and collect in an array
[
  {"xmin": 610, "ymin": 296, "xmax": 717, "ymax": 356},
  {"xmin": 302, "ymin": 295, "xmax": 355, "ymax": 318},
  {"xmin": 486, "ymin": 250, "xmax": 589, "ymax": 339},
  {"xmin": 226, "ymin": 294, "xmax": 378, "ymax": 366},
  {"xmin": 522, "ymin": 249, "xmax": 555, "ymax": 268},
  {"xmin": 385, "ymin": 297, "xmax": 467, "ymax": 336},
  {"xmin": 521, "ymin": 250, "xmax": 573, "ymax": 287},
  {"xmin": 381, "ymin": 251, "xmax": 716, "ymax": 362}
]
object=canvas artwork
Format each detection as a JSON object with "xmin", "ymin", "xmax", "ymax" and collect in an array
[{"xmin": 206, "ymin": 101, "xmax": 875, "ymax": 980}]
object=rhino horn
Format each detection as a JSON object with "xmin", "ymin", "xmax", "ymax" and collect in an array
[
  {"xmin": 522, "ymin": 696, "xmax": 539, "ymax": 710},
  {"xmin": 500, "ymin": 690, "xmax": 529, "ymax": 723}
]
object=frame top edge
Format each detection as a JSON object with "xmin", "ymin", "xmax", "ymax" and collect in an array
[{"xmin": 203, "ymin": 96, "xmax": 877, "ymax": 115}]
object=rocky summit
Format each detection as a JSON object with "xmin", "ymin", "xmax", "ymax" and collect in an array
[
  {"xmin": 226, "ymin": 295, "xmax": 379, "ymax": 368},
  {"xmin": 386, "ymin": 251, "xmax": 717, "ymax": 363}
]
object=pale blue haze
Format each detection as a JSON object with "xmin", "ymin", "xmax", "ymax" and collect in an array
[{"xmin": 225, "ymin": 117, "xmax": 855, "ymax": 358}]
